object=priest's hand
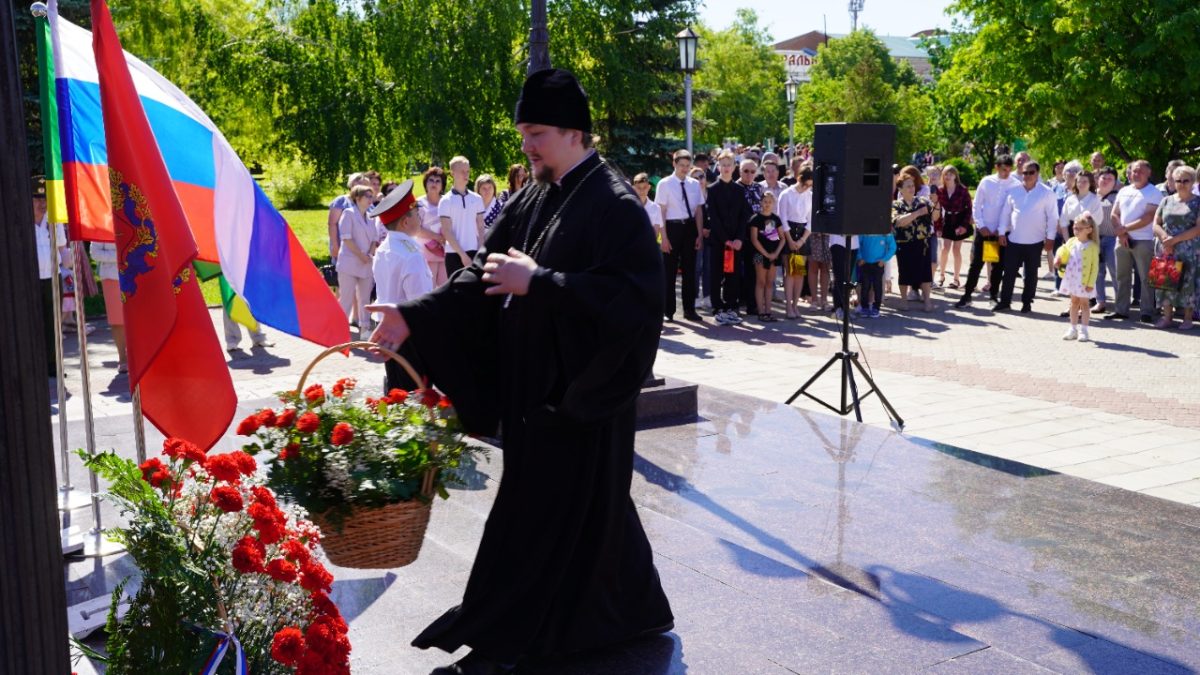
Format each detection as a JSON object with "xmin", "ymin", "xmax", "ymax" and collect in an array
[
  {"xmin": 482, "ymin": 248, "xmax": 536, "ymax": 296},
  {"xmin": 365, "ymin": 304, "xmax": 410, "ymax": 353}
]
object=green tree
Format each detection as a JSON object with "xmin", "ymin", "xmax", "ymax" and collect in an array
[
  {"xmin": 691, "ymin": 9, "xmax": 787, "ymax": 148},
  {"xmin": 794, "ymin": 31, "xmax": 934, "ymax": 160},
  {"xmin": 945, "ymin": 0, "xmax": 1200, "ymax": 173},
  {"xmin": 549, "ymin": 0, "xmax": 699, "ymax": 175}
]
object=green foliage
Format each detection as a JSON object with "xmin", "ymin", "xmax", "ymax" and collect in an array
[
  {"xmin": 793, "ymin": 31, "xmax": 935, "ymax": 159},
  {"xmin": 945, "ymin": 0, "xmax": 1200, "ymax": 173},
  {"xmin": 692, "ymin": 9, "xmax": 787, "ymax": 148},
  {"xmin": 262, "ymin": 156, "xmax": 329, "ymax": 210},
  {"xmin": 78, "ymin": 450, "xmax": 222, "ymax": 674}
]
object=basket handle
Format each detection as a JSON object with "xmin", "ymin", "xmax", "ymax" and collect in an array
[{"xmin": 296, "ymin": 341, "xmax": 423, "ymax": 393}]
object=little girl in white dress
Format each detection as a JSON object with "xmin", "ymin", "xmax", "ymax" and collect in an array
[{"xmin": 1056, "ymin": 212, "xmax": 1100, "ymax": 342}]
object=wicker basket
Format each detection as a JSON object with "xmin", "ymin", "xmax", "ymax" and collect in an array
[{"xmin": 297, "ymin": 341, "xmax": 436, "ymax": 569}]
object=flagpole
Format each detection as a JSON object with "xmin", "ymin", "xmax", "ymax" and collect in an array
[{"xmin": 132, "ymin": 385, "xmax": 146, "ymax": 463}]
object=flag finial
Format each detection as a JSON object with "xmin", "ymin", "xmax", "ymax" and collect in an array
[{"xmin": 30, "ymin": 2, "xmax": 48, "ymax": 18}]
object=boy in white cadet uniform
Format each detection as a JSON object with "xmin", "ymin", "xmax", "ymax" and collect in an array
[
  {"xmin": 439, "ymin": 155, "xmax": 485, "ymax": 277},
  {"xmin": 369, "ymin": 179, "xmax": 433, "ymax": 391}
]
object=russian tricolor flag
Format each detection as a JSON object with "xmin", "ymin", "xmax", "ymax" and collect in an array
[{"xmin": 49, "ymin": 3, "xmax": 348, "ymax": 348}]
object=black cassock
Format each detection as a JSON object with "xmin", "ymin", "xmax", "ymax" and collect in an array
[{"xmin": 396, "ymin": 151, "xmax": 673, "ymax": 663}]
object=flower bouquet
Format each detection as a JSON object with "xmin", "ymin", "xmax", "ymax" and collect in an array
[
  {"xmin": 239, "ymin": 343, "xmax": 483, "ymax": 568},
  {"xmin": 78, "ymin": 439, "xmax": 351, "ymax": 675},
  {"xmin": 1148, "ymin": 254, "xmax": 1184, "ymax": 290}
]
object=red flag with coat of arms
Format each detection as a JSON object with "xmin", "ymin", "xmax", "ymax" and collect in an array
[{"xmin": 91, "ymin": 0, "xmax": 234, "ymax": 450}]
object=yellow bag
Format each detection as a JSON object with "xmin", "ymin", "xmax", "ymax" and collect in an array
[
  {"xmin": 982, "ymin": 239, "xmax": 1000, "ymax": 263},
  {"xmin": 787, "ymin": 253, "xmax": 807, "ymax": 277}
]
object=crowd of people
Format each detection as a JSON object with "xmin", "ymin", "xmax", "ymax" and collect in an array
[{"xmin": 647, "ymin": 145, "xmax": 1200, "ymax": 341}]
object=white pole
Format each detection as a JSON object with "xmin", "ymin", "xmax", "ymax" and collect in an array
[{"xmin": 72, "ymin": 244, "xmax": 123, "ymax": 558}]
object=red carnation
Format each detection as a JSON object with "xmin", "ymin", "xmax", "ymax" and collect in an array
[
  {"xmin": 204, "ymin": 454, "xmax": 242, "ymax": 483},
  {"xmin": 236, "ymin": 414, "xmax": 261, "ymax": 436},
  {"xmin": 309, "ymin": 590, "xmax": 341, "ymax": 619},
  {"xmin": 386, "ymin": 388, "xmax": 408, "ymax": 404},
  {"xmin": 296, "ymin": 412, "xmax": 321, "ymax": 434},
  {"xmin": 256, "ymin": 408, "xmax": 278, "ymax": 428},
  {"xmin": 251, "ymin": 485, "xmax": 278, "ymax": 509},
  {"xmin": 249, "ymin": 501, "xmax": 287, "ymax": 544},
  {"xmin": 420, "ymin": 388, "xmax": 439, "ymax": 409},
  {"xmin": 299, "ymin": 559, "xmax": 334, "ymax": 593},
  {"xmin": 162, "ymin": 438, "xmax": 206, "ymax": 463},
  {"xmin": 266, "ymin": 557, "xmax": 298, "ymax": 583},
  {"xmin": 281, "ymin": 539, "xmax": 312, "ymax": 565},
  {"xmin": 139, "ymin": 457, "xmax": 166, "ymax": 483},
  {"xmin": 278, "ymin": 442, "xmax": 300, "ymax": 461},
  {"xmin": 330, "ymin": 422, "xmax": 354, "ymax": 446},
  {"xmin": 305, "ymin": 615, "xmax": 351, "ymax": 660},
  {"xmin": 231, "ymin": 450, "xmax": 257, "ymax": 475},
  {"xmin": 271, "ymin": 626, "xmax": 306, "ymax": 667},
  {"xmin": 210, "ymin": 485, "xmax": 243, "ymax": 513},
  {"xmin": 276, "ymin": 409, "xmax": 297, "ymax": 428},
  {"xmin": 304, "ymin": 384, "xmax": 325, "ymax": 404},
  {"xmin": 332, "ymin": 377, "xmax": 357, "ymax": 398},
  {"xmin": 231, "ymin": 535, "xmax": 266, "ymax": 574}
]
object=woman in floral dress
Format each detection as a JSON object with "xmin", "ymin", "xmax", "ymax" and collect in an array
[
  {"xmin": 1152, "ymin": 165, "xmax": 1200, "ymax": 329},
  {"xmin": 892, "ymin": 174, "xmax": 937, "ymax": 311}
]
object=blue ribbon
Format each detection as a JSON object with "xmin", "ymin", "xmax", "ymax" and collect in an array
[{"xmin": 189, "ymin": 623, "xmax": 248, "ymax": 675}]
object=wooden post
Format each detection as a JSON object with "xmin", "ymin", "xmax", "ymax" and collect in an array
[{"xmin": 0, "ymin": 1, "xmax": 72, "ymax": 671}]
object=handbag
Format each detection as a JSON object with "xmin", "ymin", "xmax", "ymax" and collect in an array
[
  {"xmin": 787, "ymin": 253, "xmax": 807, "ymax": 277},
  {"xmin": 1148, "ymin": 254, "xmax": 1185, "ymax": 290},
  {"xmin": 982, "ymin": 239, "xmax": 1000, "ymax": 263},
  {"xmin": 424, "ymin": 238, "xmax": 446, "ymax": 258},
  {"xmin": 723, "ymin": 245, "xmax": 735, "ymax": 274},
  {"xmin": 320, "ymin": 264, "xmax": 338, "ymax": 287}
]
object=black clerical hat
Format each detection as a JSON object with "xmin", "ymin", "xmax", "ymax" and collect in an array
[{"xmin": 514, "ymin": 68, "xmax": 591, "ymax": 134}]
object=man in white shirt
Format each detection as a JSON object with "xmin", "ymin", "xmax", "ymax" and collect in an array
[
  {"xmin": 369, "ymin": 179, "xmax": 433, "ymax": 390},
  {"xmin": 438, "ymin": 155, "xmax": 485, "ymax": 276},
  {"xmin": 33, "ymin": 176, "xmax": 67, "ymax": 376},
  {"xmin": 995, "ymin": 161, "xmax": 1057, "ymax": 313},
  {"xmin": 1108, "ymin": 160, "xmax": 1162, "ymax": 322},
  {"xmin": 956, "ymin": 155, "xmax": 1019, "ymax": 307},
  {"xmin": 654, "ymin": 149, "xmax": 705, "ymax": 321}
]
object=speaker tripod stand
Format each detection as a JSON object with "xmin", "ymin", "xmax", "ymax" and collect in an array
[{"xmin": 786, "ymin": 253, "xmax": 904, "ymax": 428}]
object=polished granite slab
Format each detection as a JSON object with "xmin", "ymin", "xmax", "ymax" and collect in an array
[{"xmin": 64, "ymin": 387, "xmax": 1200, "ymax": 674}]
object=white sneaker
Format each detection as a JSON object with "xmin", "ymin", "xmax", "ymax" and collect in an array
[
  {"xmin": 727, "ymin": 311, "xmax": 743, "ymax": 324},
  {"xmin": 1062, "ymin": 327, "xmax": 1077, "ymax": 341},
  {"xmin": 714, "ymin": 311, "xmax": 732, "ymax": 326},
  {"xmin": 1077, "ymin": 330, "xmax": 1090, "ymax": 343},
  {"xmin": 699, "ymin": 296, "xmax": 712, "ymax": 310}
]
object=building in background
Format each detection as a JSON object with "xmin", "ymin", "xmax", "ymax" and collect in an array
[{"xmin": 773, "ymin": 31, "xmax": 938, "ymax": 82}]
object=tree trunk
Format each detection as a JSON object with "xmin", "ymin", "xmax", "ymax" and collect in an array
[{"xmin": 0, "ymin": 2, "xmax": 72, "ymax": 673}]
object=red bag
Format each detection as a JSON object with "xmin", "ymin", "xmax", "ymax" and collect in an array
[{"xmin": 723, "ymin": 245, "xmax": 735, "ymax": 274}]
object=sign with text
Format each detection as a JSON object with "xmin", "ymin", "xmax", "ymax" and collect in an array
[{"xmin": 778, "ymin": 48, "xmax": 817, "ymax": 82}]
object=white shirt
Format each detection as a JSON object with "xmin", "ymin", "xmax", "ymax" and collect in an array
[
  {"xmin": 1058, "ymin": 192, "xmax": 1103, "ymax": 234},
  {"xmin": 641, "ymin": 197, "xmax": 664, "ymax": 230},
  {"xmin": 777, "ymin": 185, "xmax": 811, "ymax": 226},
  {"xmin": 438, "ymin": 188, "xmax": 485, "ymax": 252},
  {"xmin": 998, "ymin": 182, "xmax": 1058, "ymax": 245},
  {"xmin": 758, "ymin": 180, "xmax": 785, "ymax": 203},
  {"xmin": 654, "ymin": 173, "xmax": 705, "ymax": 221},
  {"xmin": 35, "ymin": 214, "xmax": 67, "ymax": 280},
  {"xmin": 373, "ymin": 231, "xmax": 433, "ymax": 305},
  {"xmin": 1114, "ymin": 183, "xmax": 1163, "ymax": 242},
  {"xmin": 972, "ymin": 173, "xmax": 1021, "ymax": 232}
]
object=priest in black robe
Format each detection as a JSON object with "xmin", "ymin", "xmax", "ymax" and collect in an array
[{"xmin": 367, "ymin": 68, "xmax": 674, "ymax": 675}]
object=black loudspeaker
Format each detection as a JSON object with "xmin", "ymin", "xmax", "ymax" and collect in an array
[{"xmin": 812, "ymin": 123, "xmax": 896, "ymax": 236}]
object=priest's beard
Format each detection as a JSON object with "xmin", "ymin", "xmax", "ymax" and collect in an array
[{"xmin": 533, "ymin": 163, "xmax": 557, "ymax": 185}]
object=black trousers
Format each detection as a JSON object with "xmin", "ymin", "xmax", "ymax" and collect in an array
[
  {"xmin": 445, "ymin": 250, "xmax": 478, "ymax": 277},
  {"xmin": 740, "ymin": 246, "xmax": 758, "ymax": 314},
  {"xmin": 829, "ymin": 244, "xmax": 857, "ymax": 311},
  {"xmin": 42, "ymin": 279, "xmax": 56, "ymax": 374},
  {"xmin": 961, "ymin": 236, "xmax": 1004, "ymax": 300},
  {"xmin": 707, "ymin": 240, "xmax": 741, "ymax": 312},
  {"xmin": 999, "ymin": 241, "xmax": 1044, "ymax": 307},
  {"xmin": 663, "ymin": 219, "xmax": 697, "ymax": 317},
  {"xmin": 860, "ymin": 262, "xmax": 884, "ymax": 310}
]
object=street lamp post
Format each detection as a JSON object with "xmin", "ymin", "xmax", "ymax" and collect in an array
[
  {"xmin": 785, "ymin": 78, "xmax": 798, "ymax": 164},
  {"xmin": 676, "ymin": 27, "xmax": 698, "ymax": 155}
]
